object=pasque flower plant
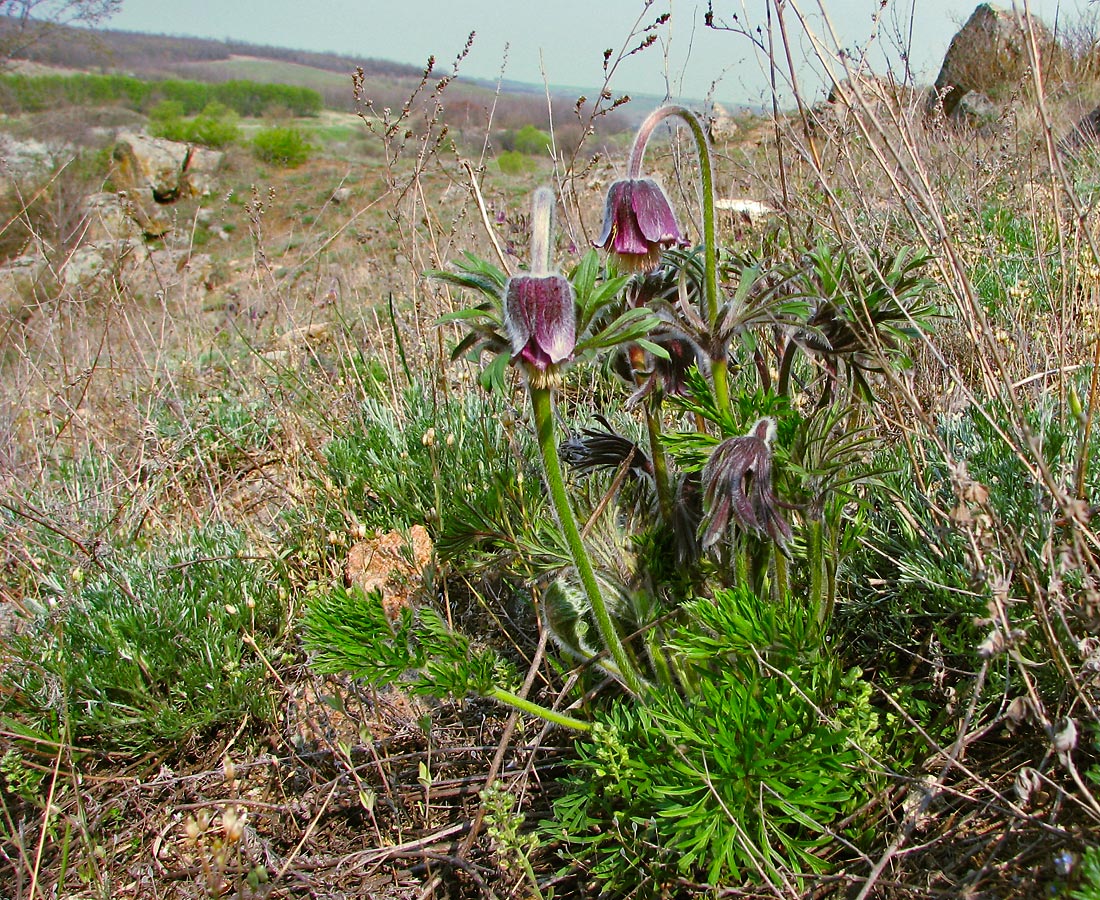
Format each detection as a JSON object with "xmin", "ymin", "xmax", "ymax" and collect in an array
[
  {"xmin": 510, "ymin": 187, "xmax": 647, "ymax": 694},
  {"xmin": 427, "ymin": 104, "xmax": 935, "ymax": 690},
  {"xmin": 306, "ymin": 98, "xmax": 939, "ymax": 892},
  {"xmin": 300, "ymin": 92, "xmax": 938, "ymax": 740}
]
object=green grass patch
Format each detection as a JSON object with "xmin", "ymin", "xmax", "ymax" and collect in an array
[{"xmin": 2, "ymin": 526, "xmax": 286, "ymax": 754}]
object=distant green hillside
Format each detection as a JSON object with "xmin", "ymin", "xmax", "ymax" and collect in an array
[
  {"xmin": 0, "ymin": 17, "xmax": 638, "ymax": 132},
  {"xmin": 0, "ymin": 72, "xmax": 323, "ymax": 117},
  {"xmin": 173, "ymin": 56, "xmax": 353, "ymax": 99}
]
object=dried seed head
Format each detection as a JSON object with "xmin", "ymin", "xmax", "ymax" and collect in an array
[
  {"xmin": 1053, "ymin": 717, "xmax": 1077, "ymax": 755},
  {"xmin": 1005, "ymin": 696, "xmax": 1030, "ymax": 726},
  {"xmin": 222, "ymin": 807, "xmax": 245, "ymax": 843},
  {"xmin": 1014, "ymin": 766, "xmax": 1041, "ymax": 805}
]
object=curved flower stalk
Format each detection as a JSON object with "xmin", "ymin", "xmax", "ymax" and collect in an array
[{"xmin": 596, "ymin": 104, "xmax": 731, "ymax": 417}]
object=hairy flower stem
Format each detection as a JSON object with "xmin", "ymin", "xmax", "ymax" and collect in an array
[
  {"xmin": 644, "ymin": 402, "xmax": 675, "ymax": 523},
  {"xmin": 529, "ymin": 186, "xmax": 554, "ymax": 276},
  {"xmin": 807, "ymin": 518, "xmax": 834, "ymax": 630},
  {"xmin": 629, "ymin": 105, "xmax": 730, "ymax": 418},
  {"xmin": 530, "ymin": 386, "xmax": 646, "ymax": 695},
  {"xmin": 488, "ymin": 687, "xmax": 590, "ymax": 732}
]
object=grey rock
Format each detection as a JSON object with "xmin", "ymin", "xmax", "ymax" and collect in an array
[
  {"xmin": 110, "ymin": 131, "xmax": 224, "ymax": 204},
  {"xmin": 930, "ymin": 4, "xmax": 1054, "ymax": 117}
]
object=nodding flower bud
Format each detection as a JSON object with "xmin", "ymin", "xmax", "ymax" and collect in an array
[
  {"xmin": 503, "ymin": 273, "xmax": 576, "ymax": 374},
  {"xmin": 502, "ymin": 186, "xmax": 577, "ymax": 385},
  {"xmin": 700, "ymin": 417, "xmax": 791, "ymax": 550},
  {"xmin": 595, "ymin": 178, "xmax": 686, "ymax": 273}
]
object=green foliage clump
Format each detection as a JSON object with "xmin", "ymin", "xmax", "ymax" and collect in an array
[
  {"xmin": 149, "ymin": 100, "xmax": 241, "ymax": 148},
  {"xmin": 1074, "ymin": 846, "xmax": 1100, "ymax": 900},
  {"xmin": 513, "ymin": 124, "xmax": 552, "ymax": 155},
  {"xmin": 0, "ymin": 72, "xmax": 323, "ymax": 117},
  {"xmin": 252, "ymin": 125, "xmax": 314, "ymax": 167},
  {"xmin": 303, "ymin": 585, "xmax": 515, "ymax": 699},
  {"xmin": 839, "ymin": 393, "xmax": 1099, "ymax": 698},
  {"xmin": 2, "ymin": 527, "xmax": 285, "ymax": 754},
  {"xmin": 548, "ymin": 586, "xmax": 879, "ymax": 895},
  {"xmin": 497, "ymin": 149, "xmax": 536, "ymax": 175},
  {"xmin": 323, "ymin": 382, "xmax": 545, "ymax": 568}
]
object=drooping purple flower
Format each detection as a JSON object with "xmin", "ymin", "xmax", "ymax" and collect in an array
[
  {"xmin": 700, "ymin": 417, "xmax": 792, "ymax": 550},
  {"xmin": 595, "ymin": 178, "xmax": 686, "ymax": 273},
  {"xmin": 503, "ymin": 274, "xmax": 576, "ymax": 372}
]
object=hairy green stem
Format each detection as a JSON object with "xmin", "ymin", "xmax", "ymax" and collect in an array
[
  {"xmin": 644, "ymin": 402, "xmax": 674, "ymax": 523},
  {"xmin": 629, "ymin": 105, "xmax": 729, "ymax": 416},
  {"xmin": 488, "ymin": 687, "xmax": 591, "ymax": 732},
  {"xmin": 627, "ymin": 345, "xmax": 674, "ymax": 522},
  {"xmin": 530, "ymin": 386, "xmax": 646, "ymax": 695},
  {"xmin": 807, "ymin": 517, "xmax": 827, "ymax": 629},
  {"xmin": 529, "ymin": 186, "xmax": 554, "ymax": 275},
  {"xmin": 773, "ymin": 549, "xmax": 789, "ymax": 605},
  {"xmin": 777, "ymin": 337, "xmax": 799, "ymax": 399},
  {"xmin": 711, "ymin": 357, "xmax": 732, "ymax": 425}
]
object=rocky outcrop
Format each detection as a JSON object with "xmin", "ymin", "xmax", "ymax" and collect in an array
[
  {"xmin": 930, "ymin": 4, "xmax": 1054, "ymax": 118},
  {"xmin": 954, "ymin": 90, "xmax": 999, "ymax": 128},
  {"xmin": 346, "ymin": 526, "xmax": 433, "ymax": 620},
  {"xmin": 61, "ymin": 239, "xmax": 145, "ymax": 289},
  {"xmin": 809, "ymin": 74, "xmax": 916, "ymax": 133},
  {"xmin": 82, "ymin": 191, "xmax": 172, "ymax": 241},
  {"xmin": 0, "ymin": 135, "xmax": 66, "ymax": 185},
  {"xmin": 110, "ymin": 132, "xmax": 223, "ymax": 205}
]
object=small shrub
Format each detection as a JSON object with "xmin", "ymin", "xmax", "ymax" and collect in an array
[
  {"xmin": 513, "ymin": 123, "xmax": 552, "ymax": 155},
  {"xmin": 547, "ymin": 587, "xmax": 880, "ymax": 895},
  {"xmin": 323, "ymin": 381, "xmax": 545, "ymax": 567},
  {"xmin": 497, "ymin": 150, "xmax": 536, "ymax": 175},
  {"xmin": 252, "ymin": 126, "xmax": 313, "ymax": 167},
  {"xmin": 186, "ymin": 102, "xmax": 241, "ymax": 148},
  {"xmin": 1075, "ymin": 846, "xmax": 1100, "ymax": 900},
  {"xmin": 149, "ymin": 100, "xmax": 240, "ymax": 148},
  {"xmin": 2, "ymin": 526, "xmax": 285, "ymax": 753}
]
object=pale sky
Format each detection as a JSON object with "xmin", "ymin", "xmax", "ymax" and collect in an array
[{"xmin": 106, "ymin": 0, "xmax": 1081, "ymax": 106}]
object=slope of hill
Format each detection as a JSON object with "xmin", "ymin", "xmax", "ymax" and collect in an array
[{"xmin": 0, "ymin": 16, "xmax": 654, "ymax": 128}]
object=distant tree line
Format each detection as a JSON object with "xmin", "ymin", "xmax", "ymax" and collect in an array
[
  {"xmin": 0, "ymin": 71, "xmax": 323, "ymax": 116},
  {"xmin": 0, "ymin": 16, "xmax": 425, "ymax": 81}
]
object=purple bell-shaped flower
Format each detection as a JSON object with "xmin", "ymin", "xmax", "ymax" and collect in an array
[
  {"xmin": 503, "ymin": 274, "xmax": 576, "ymax": 372},
  {"xmin": 595, "ymin": 178, "xmax": 686, "ymax": 272}
]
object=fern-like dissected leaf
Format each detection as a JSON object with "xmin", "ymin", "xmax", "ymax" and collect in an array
[
  {"xmin": 303, "ymin": 586, "xmax": 516, "ymax": 701},
  {"xmin": 302, "ymin": 585, "xmax": 420, "ymax": 686}
]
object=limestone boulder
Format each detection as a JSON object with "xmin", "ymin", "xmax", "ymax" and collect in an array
[
  {"xmin": 931, "ymin": 4, "xmax": 1055, "ymax": 117},
  {"xmin": 1059, "ymin": 105, "xmax": 1100, "ymax": 155},
  {"xmin": 346, "ymin": 526, "xmax": 433, "ymax": 620},
  {"xmin": 708, "ymin": 102, "xmax": 740, "ymax": 142},
  {"xmin": 955, "ymin": 91, "xmax": 999, "ymax": 128},
  {"xmin": 81, "ymin": 191, "xmax": 172, "ymax": 241},
  {"xmin": 811, "ymin": 74, "xmax": 914, "ymax": 132},
  {"xmin": 110, "ymin": 132, "xmax": 223, "ymax": 204},
  {"xmin": 0, "ymin": 135, "xmax": 65, "ymax": 184}
]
